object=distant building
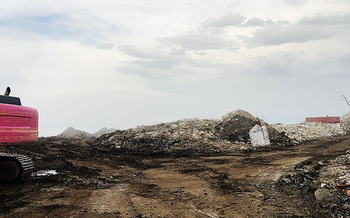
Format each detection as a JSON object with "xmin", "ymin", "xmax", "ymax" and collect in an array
[{"xmin": 306, "ymin": 116, "xmax": 340, "ymax": 124}]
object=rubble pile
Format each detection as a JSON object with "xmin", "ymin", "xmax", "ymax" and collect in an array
[
  {"xmin": 218, "ymin": 110, "xmax": 290, "ymax": 146},
  {"xmin": 93, "ymin": 127, "xmax": 116, "ymax": 137},
  {"xmin": 341, "ymin": 111, "xmax": 350, "ymax": 132},
  {"xmin": 57, "ymin": 127, "xmax": 117, "ymax": 139},
  {"xmin": 272, "ymin": 122, "xmax": 344, "ymax": 142},
  {"xmin": 314, "ymin": 151, "xmax": 350, "ymax": 216},
  {"xmin": 218, "ymin": 110, "xmax": 261, "ymax": 143},
  {"xmin": 94, "ymin": 110, "xmax": 291, "ymax": 152},
  {"xmin": 94, "ymin": 118, "xmax": 224, "ymax": 152},
  {"xmin": 57, "ymin": 127, "xmax": 93, "ymax": 139}
]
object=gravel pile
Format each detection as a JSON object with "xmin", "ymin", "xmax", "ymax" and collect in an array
[{"xmin": 272, "ymin": 122, "xmax": 344, "ymax": 143}]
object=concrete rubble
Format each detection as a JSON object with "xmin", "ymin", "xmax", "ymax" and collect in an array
[
  {"xmin": 341, "ymin": 111, "xmax": 350, "ymax": 132},
  {"xmin": 314, "ymin": 151, "xmax": 350, "ymax": 217},
  {"xmin": 94, "ymin": 109, "xmax": 291, "ymax": 152},
  {"xmin": 272, "ymin": 122, "xmax": 345, "ymax": 143}
]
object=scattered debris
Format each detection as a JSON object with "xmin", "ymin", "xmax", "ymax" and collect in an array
[
  {"xmin": 32, "ymin": 170, "xmax": 59, "ymax": 177},
  {"xmin": 314, "ymin": 151, "xmax": 350, "ymax": 216}
]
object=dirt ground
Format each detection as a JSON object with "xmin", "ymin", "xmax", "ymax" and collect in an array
[{"xmin": 1, "ymin": 135, "xmax": 350, "ymax": 217}]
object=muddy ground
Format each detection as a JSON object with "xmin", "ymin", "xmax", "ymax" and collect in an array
[{"xmin": 1, "ymin": 136, "xmax": 350, "ymax": 217}]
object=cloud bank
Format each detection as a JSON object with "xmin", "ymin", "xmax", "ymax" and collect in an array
[{"xmin": 1, "ymin": 0, "xmax": 349, "ymax": 136}]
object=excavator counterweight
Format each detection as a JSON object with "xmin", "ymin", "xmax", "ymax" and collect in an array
[{"xmin": 0, "ymin": 87, "xmax": 38, "ymax": 183}]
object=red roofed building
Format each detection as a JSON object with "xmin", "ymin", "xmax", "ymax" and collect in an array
[{"xmin": 306, "ymin": 116, "xmax": 340, "ymax": 124}]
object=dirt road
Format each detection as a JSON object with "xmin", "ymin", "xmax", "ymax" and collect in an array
[{"xmin": 1, "ymin": 136, "xmax": 350, "ymax": 217}]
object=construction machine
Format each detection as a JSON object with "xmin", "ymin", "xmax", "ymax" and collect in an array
[{"xmin": 0, "ymin": 87, "xmax": 38, "ymax": 183}]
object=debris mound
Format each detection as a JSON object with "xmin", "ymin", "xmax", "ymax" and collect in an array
[
  {"xmin": 93, "ymin": 127, "xmax": 116, "ymax": 137},
  {"xmin": 341, "ymin": 111, "xmax": 350, "ymax": 133},
  {"xmin": 94, "ymin": 110, "xmax": 291, "ymax": 152},
  {"xmin": 57, "ymin": 127, "xmax": 93, "ymax": 139},
  {"xmin": 314, "ymin": 151, "xmax": 350, "ymax": 216},
  {"xmin": 218, "ymin": 110, "xmax": 261, "ymax": 143},
  {"xmin": 95, "ymin": 118, "xmax": 222, "ymax": 152},
  {"xmin": 272, "ymin": 122, "xmax": 345, "ymax": 143},
  {"xmin": 218, "ymin": 110, "xmax": 290, "ymax": 146}
]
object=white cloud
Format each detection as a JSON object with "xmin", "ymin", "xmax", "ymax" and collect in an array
[
  {"xmin": 159, "ymin": 33, "xmax": 233, "ymax": 51},
  {"xmin": 200, "ymin": 13, "xmax": 246, "ymax": 29}
]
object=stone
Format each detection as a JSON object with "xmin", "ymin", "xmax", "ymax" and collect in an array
[{"xmin": 314, "ymin": 188, "xmax": 332, "ymax": 201}]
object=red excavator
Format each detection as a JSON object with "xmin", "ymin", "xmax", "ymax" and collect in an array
[{"xmin": 0, "ymin": 87, "xmax": 38, "ymax": 183}]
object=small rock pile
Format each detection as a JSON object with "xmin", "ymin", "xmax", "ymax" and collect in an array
[
  {"xmin": 314, "ymin": 151, "xmax": 350, "ymax": 216},
  {"xmin": 94, "ymin": 110, "xmax": 291, "ymax": 152},
  {"xmin": 272, "ymin": 122, "xmax": 344, "ymax": 143}
]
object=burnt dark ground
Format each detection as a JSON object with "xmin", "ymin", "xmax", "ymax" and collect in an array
[{"xmin": 0, "ymin": 136, "xmax": 349, "ymax": 217}]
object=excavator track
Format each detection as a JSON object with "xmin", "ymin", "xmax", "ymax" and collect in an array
[{"xmin": 0, "ymin": 152, "xmax": 34, "ymax": 183}]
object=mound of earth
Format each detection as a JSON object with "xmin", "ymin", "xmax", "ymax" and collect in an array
[
  {"xmin": 94, "ymin": 110, "xmax": 291, "ymax": 152},
  {"xmin": 218, "ymin": 110, "xmax": 290, "ymax": 146},
  {"xmin": 57, "ymin": 127, "xmax": 93, "ymax": 139},
  {"xmin": 56, "ymin": 127, "xmax": 116, "ymax": 139},
  {"xmin": 93, "ymin": 127, "xmax": 116, "ymax": 137}
]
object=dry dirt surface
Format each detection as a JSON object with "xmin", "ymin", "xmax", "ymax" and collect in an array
[{"xmin": 1, "ymin": 136, "xmax": 350, "ymax": 217}]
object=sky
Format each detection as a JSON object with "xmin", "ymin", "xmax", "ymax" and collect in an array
[{"xmin": 1, "ymin": 0, "xmax": 350, "ymax": 136}]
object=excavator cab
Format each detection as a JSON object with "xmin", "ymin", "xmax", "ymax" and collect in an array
[{"xmin": 0, "ymin": 87, "xmax": 38, "ymax": 182}]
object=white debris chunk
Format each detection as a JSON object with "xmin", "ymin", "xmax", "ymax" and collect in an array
[{"xmin": 249, "ymin": 125, "xmax": 270, "ymax": 147}]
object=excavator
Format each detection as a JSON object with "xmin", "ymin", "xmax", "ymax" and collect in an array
[{"xmin": 0, "ymin": 87, "xmax": 38, "ymax": 183}]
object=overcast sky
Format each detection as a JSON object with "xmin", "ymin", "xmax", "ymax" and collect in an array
[{"xmin": 1, "ymin": 0, "xmax": 350, "ymax": 136}]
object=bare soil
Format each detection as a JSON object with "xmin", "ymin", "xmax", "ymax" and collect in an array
[{"xmin": 1, "ymin": 136, "xmax": 350, "ymax": 217}]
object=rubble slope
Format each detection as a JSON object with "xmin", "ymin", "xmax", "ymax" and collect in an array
[
  {"xmin": 272, "ymin": 122, "xmax": 344, "ymax": 142},
  {"xmin": 94, "ymin": 110, "xmax": 291, "ymax": 151}
]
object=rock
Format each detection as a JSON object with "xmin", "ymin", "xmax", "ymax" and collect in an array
[
  {"xmin": 343, "ymin": 203, "xmax": 350, "ymax": 210},
  {"xmin": 314, "ymin": 188, "xmax": 332, "ymax": 201}
]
